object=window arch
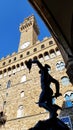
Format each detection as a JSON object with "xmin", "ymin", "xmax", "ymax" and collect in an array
[
  {"xmin": 38, "ymin": 54, "xmax": 44, "ymax": 62},
  {"xmin": 12, "ymin": 65, "xmax": 15, "ymax": 70},
  {"xmin": 61, "ymin": 76, "xmax": 70, "ymax": 86},
  {"xmin": 41, "ymin": 44, "xmax": 45, "ymax": 49},
  {"xmin": 8, "ymin": 67, "xmax": 12, "ymax": 75},
  {"xmin": 12, "ymin": 65, "xmax": 16, "ymax": 73},
  {"xmin": 44, "ymin": 52, "xmax": 50, "ymax": 60},
  {"xmin": 20, "ymin": 54, "xmax": 23, "ymax": 58},
  {"xmin": 56, "ymin": 61, "xmax": 65, "ymax": 70},
  {"xmin": 64, "ymin": 91, "xmax": 73, "ymax": 107},
  {"xmin": 55, "ymin": 47, "xmax": 61, "ymax": 55},
  {"xmin": 26, "ymin": 51, "xmax": 30, "ymax": 55},
  {"xmin": 21, "ymin": 91, "xmax": 24, "ymax": 97},
  {"xmin": 3, "ymin": 69, "xmax": 7, "ymax": 77},
  {"xmin": 16, "ymin": 64, "xmax": 20, "ymax": 72},
  {"xmin": 49, "ymin": 49, "xmax": 56, "ymax": 58},
  {"xmin": 3, "ymin": 69, "xmax": 6, "ymax": 73},
  {"xmin": 14, "ymin": 57, "xmax": 16, "ymax": 61},
  {"xmin": 21, "ymin": 62, "xmax": 23, "ymax": 66},
  {"xmin": 17, "ymin": 105, "xmax": 24, "ymax": 118},
  {"xmin": 33, "ymin": 56, "xmax": 38, "ymax": 60},
  {"xmin": 49, "ymin": 40, "xmax": 53, "ymax": 45},
  {"xmin": 21, "ymin": 62, "xmax": 24, "ymax": 70},
  {"xmin": 33, "ymin": 48, "xmax": 37, "ymax": 52},
  {"xmin": 3, "ymin": 62, "xmax": 6, "ymax": 66},
  {"xmin": 21, "ymin": 75, "xmax": 26, "ymax": 83},
  {"xmin": 8, "ymin": 67, "xmax": 11, "ymax": 71},
  {"xmin": 9, "ymin": 59, "xmax": 11, "ymax": 63}
]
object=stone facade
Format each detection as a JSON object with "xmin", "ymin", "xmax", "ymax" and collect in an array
[{"xmin": 0, "ymin": 15, "xmax": 73, "ymax": 129}]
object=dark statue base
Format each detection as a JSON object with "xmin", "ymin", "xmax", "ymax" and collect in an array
[{"xmin": 29, "ymin": 117, "xmax": 69, "ymax": 130}]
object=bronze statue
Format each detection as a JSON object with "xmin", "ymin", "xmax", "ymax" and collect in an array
[{"xmin": 25, "ymin": 59, "xmax": 69, "ymax": 130}]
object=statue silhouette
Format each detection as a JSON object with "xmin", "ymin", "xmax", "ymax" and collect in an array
[{"xmin": 25, "ymin": 59, "xmax": 69, "ymax": 130}]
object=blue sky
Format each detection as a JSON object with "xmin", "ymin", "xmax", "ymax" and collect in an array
[{"xmin": 0, "ymin": 0, "xmax": 51, "ymax": 59}]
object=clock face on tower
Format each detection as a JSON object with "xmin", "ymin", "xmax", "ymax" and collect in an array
[{"xmin": 20, "ymin": 41, "xmax": 30, "ymax": 49}]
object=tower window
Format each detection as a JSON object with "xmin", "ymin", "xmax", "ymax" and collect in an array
[
  {"xmin": 3, "ymin": 62, "xmax": 6, "ymax": 66},
  {"xmin": 41, "ymin": 44, "xmax": 45, "ymax": 49},
  {"xmin": 26, "ymin": 51, "xmax": 30, "ymax": 55},
  {"xmin": 49, "ymin": 40, "xmax": 53, "ymax": 45},
  {"xmin": 21, "ymin": 62, "xmax": 24, "ymax": 66},
  {"xmin": 14, "ymin": 57, "xmax": 16, "ymax": 61},
  {"xmin": 33, "ymin": 48, "xmax": 37, "ymax": 52},
  {"xmin": 9, "ymin": 59, "xmax": 11, "ymax": 63},
  {"xmin": 20, "ymin": 54, "xmax": 23, "ymax": 58}
]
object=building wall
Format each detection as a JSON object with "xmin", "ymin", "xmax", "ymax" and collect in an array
[{"xmin": 0, "ymin": 16, "xmax": 73, "ymax": 130}]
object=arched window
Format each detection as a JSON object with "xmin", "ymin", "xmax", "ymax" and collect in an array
[
  {"xmin": 17, "ymin": 64, "xmax": 20, "ymax": 72},
  {"xmin": 12, "ymin": 65, "xmax": 16, "ymax": 73},
  {"xmin": 26, "ymin": 51, "xmax": 30, "ymax": 55},
  {"xmin": 14, "ymin": 57, "xmax": 16, "ymax": 61},
  {"xmin": 2, "ymin": 62, "xmax": 6, "ymax": 66},
  {"xmin": 60, "ymin": 62, "xmax": 65, "ymax": 70},
  {"xmin": 64, "ymin": 91, "xmax": 73, "ymax": 107},
  {"xmin": 20, "ymin": 54, "xmax": 23, "ymax": 58},
  {"xmin": 21, "ymin": 75, "xmax": 26, "ymax": 83},
  {"xmin": 7, "ymin": 80, "xmax": 11, "ymax": 88},
  {"xmin": 49, "ymin": 49, "xmax": 56, "ymax": 58},
  {"xmin": 44, "ymin": 52, "xmax": 50, "ymax": 60},
  {"xmin": 3, "ymin": 69, "xmax": 7, "ymax": 77},
  {"xmin": 17, "ymin": 105, "xmax": 24, "ymax": 118},
  {"xmin": 33, "ymin": 56, "xmax": 37, "ymax": 60},
  {"xmin": 21, "ymin": 62, "xmax": 24, "ymax": 70},
  {"xmin": 9, "ymin": 59, "xmax": 11, "ymax": 63},
  {"xmin": 21, "ymin": 91, "xmax": 24, "ymax": 97},
  {"xmin": 41, "ymin": 44, "xmax": 45, "ymax": 49},
  {"xmin": 49, "ymin": 40, "xmax": 53, "ymax": 45},
  {"xmin": 8, "ymin": 67, "xmax": 12, "ymax": 75},
  {"xmin": 61, "ymin": 76, "xmax": 70, "ymax": 86},
  {"xmin": 55, "ymin": 47, "xmax": 61, "ymax": 55},
  {"xmin": 38, "ymin": 54, "xmax": 44, "ymax": 62},
  {"xmin": 56, "ymin": 61, "xmax": 65, "ymax": 70},
  {"xmin": 33, "ymin": 48, "xmax": 37, "ymax": 52}
]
